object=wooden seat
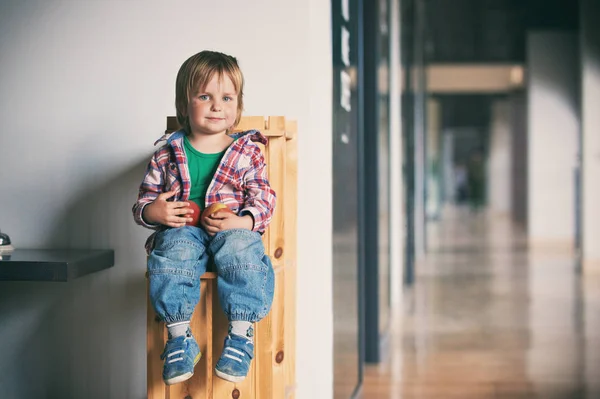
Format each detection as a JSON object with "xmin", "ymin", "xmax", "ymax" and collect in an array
[{"xmin": 147, "ymin": 116, "xmax": 297, "ymax": 399}]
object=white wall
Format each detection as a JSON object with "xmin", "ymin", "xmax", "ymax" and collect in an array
[
  {"xmin": 0, "ymin": 1, "xmax": 332, "ymax": 398},
  {"xmin": 581, "ymin": 0, "xmax": 600, "ymax": 271},
  {"xmin": 527, "ymin": 32, "xmax": 579, "ymax": 247},
  {"xmin": 488, "ymin": 99, "xmax": 512, "ymax": 215}
]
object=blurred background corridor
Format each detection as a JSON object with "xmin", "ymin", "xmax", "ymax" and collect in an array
[{"xmin": 333, "ymin": 0, "xmax": 600, "ymax": 397}]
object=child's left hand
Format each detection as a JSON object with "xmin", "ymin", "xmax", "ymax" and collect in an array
[{"xmin": 201, "ymin": 211, "xmax": 254, "ymax": 236}]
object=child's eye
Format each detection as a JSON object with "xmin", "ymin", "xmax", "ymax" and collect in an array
[
  {"xmin": 223, "ymin": 96, "xmax": 232, "ymax": 102},
  {"xmin": 199, "ymin": 95, "xmax": 209, "ymax": 101}
]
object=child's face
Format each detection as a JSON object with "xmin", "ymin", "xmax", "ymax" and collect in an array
[{"xmin": 187, "ymin": 74, "xmax": 238, "ymax": 136}]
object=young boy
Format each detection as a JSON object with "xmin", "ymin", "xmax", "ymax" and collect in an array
[{"xmin": 132, "ymin": 50, "xmax": 276, "ymax": 385}]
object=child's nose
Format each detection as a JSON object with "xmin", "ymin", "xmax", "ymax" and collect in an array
[{"xmin": 211, "ymin": 100, "xmax": 222, "ymax": 111}]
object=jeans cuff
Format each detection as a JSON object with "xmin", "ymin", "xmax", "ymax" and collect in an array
[
  {"xmin": 162, "ymin": 313, "xmax": 193, "ymax": 324},
  {"xmin": 228, "ymin": 312, "xmax": 262, "ymax": 323}
]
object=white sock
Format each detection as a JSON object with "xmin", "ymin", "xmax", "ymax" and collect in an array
[
  {"xmin": 230, "ymin": 321, "xmax": 253, "ymax": 342},
  {"xmin": 167, "ymin": 321, "xmax": 190, "ymax": 339}
]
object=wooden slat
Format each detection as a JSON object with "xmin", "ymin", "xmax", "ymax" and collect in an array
[
  {"xmin": 256, "ymin": 129, "xmax": 285, "ymax": 137},
  {"xmin": 269, "ymin": 117, "xmax": 287, "ymax": 399},
  {"xmin": 169, "ymin": 368, "xmax": 188, "ymax": 397},
  {"xmin": 284, "ymin": 119, "xmax": 297, "ymax": 141},
  {"xmin": 211, "ymin": 284, "xmax": 229, "ymax": 399},
  {"xmin": 265, "ymin": 117, "xmax": 286, "ymax": 261},
  {"xmin": 256, "ymin": 137, "xmax": 273, "ymax": 399},
  {"xmin": 284, "ymin": 120, "xmax": 298, "ymax": 399},
  {"xmin": 200, "ymin": 272, "xmax": 217, "ymax": 280},
  {"xmin": 273, "ymin": 266, "xmax": 287, "ymax": 397},
  {"xmin": 205, "ymin": 281, "xmax": 214, "ymax": 399},
  {"xmin": 285, "ymin": 266, "xmax": 297, "ymax": 399},
  {"xmin": 147, "ymin": 280, "xmax": 167, "ymax": 399},
  {"xmin": 255, "ymin": 306, "xmax": 275, "ymax": 399},
  {"xmin": 183, "ymin": 279, "xmax": 212, "ymax": 397},
  {"xmin": 256, "ymin": 116, "xmax": 287, "ymax": 399},
  {"xmin": 211, "ymin": 290, "xmax": 256, "ymax": 399},
  {"xmin": 233, "ymin": 116, "xmax": 266, "ymax": 132}
]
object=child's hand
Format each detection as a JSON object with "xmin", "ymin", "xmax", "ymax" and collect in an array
[
  {"xmin": 142, "ymin": 190, "xmax": 194, "ymax": 228},
  {"xmin": 201, "ymin": 211, "xmax": 253, "ymax": 236}
]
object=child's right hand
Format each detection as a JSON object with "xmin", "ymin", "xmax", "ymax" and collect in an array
[{"xmin": 142, "ymin": 190, "xmax": 194, "ymax": 228}]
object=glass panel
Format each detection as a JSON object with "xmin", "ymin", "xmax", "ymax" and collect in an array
[
  {"xmin": 332, "ymin": 0, "xmax": 361, "ymax": 397},
  {"xmin": 378, "ymin": 0, "xmax": 392, "ymax": 335}
]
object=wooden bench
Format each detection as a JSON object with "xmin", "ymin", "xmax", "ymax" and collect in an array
[{"xmin": 147, "ymin": 116, "xmax": 297, "ymax": 399}]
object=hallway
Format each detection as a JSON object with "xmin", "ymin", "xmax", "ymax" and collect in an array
[{"xmin": 360, "ymin": 208, "xmax": 600, "ymax": 398}]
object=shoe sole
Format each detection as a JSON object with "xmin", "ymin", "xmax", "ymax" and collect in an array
[
  {"xmin": 165, "ymin": 371, "xmax": 194, "ymax": 385},
  {"xmin": 164, "ymin": 351, "xmax": 202, "ymax": 386},
  {"xmin": 215, "ymin": 369, "xmax": 246, "ymax": 383}
]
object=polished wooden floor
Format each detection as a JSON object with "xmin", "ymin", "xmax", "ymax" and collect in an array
[{"xmin": 346, "ymin": 208, "xmax": 600, "ymax": 399}]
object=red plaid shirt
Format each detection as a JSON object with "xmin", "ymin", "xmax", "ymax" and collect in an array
[{"xmin": 132, "ymin": 129, "xmax": 276, "ymax": 253}]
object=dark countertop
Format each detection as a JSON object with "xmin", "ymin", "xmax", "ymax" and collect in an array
[{"xmin": 0, "ymin": 249, "xmax": 115, "ymax": 282}]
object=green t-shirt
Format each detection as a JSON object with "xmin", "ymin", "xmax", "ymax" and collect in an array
[{"xmin": 183, "ymin": 135, "xmax": 227, "ymax": 209}]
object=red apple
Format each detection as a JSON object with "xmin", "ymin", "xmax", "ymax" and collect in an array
[{"xmin": 185, "ymin": 200, "xmax": 201, "ymax": 227}]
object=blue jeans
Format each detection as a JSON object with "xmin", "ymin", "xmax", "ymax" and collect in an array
[{"xmin": 148, "ymin": 226, "xmax": 275, "ymax": 324}]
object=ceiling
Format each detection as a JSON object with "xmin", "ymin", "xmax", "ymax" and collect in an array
[{"xmin": 423, "ymin": 0, "xmax": 579, "ymax": 63}]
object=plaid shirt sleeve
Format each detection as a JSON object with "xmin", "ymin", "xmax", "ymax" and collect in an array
[
  {"xmin": 241, "ymin": 145, "xmax": 277, "ymax": 233},
  {"xmin": 132, "ymin": 151, "xmax": 165, "ymax": 230}
]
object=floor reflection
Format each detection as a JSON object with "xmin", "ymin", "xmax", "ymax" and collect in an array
[
  {"xmin": 360, "ymin": 207, "xmax": 600, "ymax": 398},
  {"xmin": 334, "ymin": 226, "xmax": 361, "ymax": 399}
]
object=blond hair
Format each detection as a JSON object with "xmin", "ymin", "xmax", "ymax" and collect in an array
[{"xmin": 175, "ymin": 50, "xmax": 244, "ymax": 133}]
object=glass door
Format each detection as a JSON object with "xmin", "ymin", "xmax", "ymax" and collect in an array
[{"xmin": 332, "ymin": 0, "xmax": 362, "ymax": 396}]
